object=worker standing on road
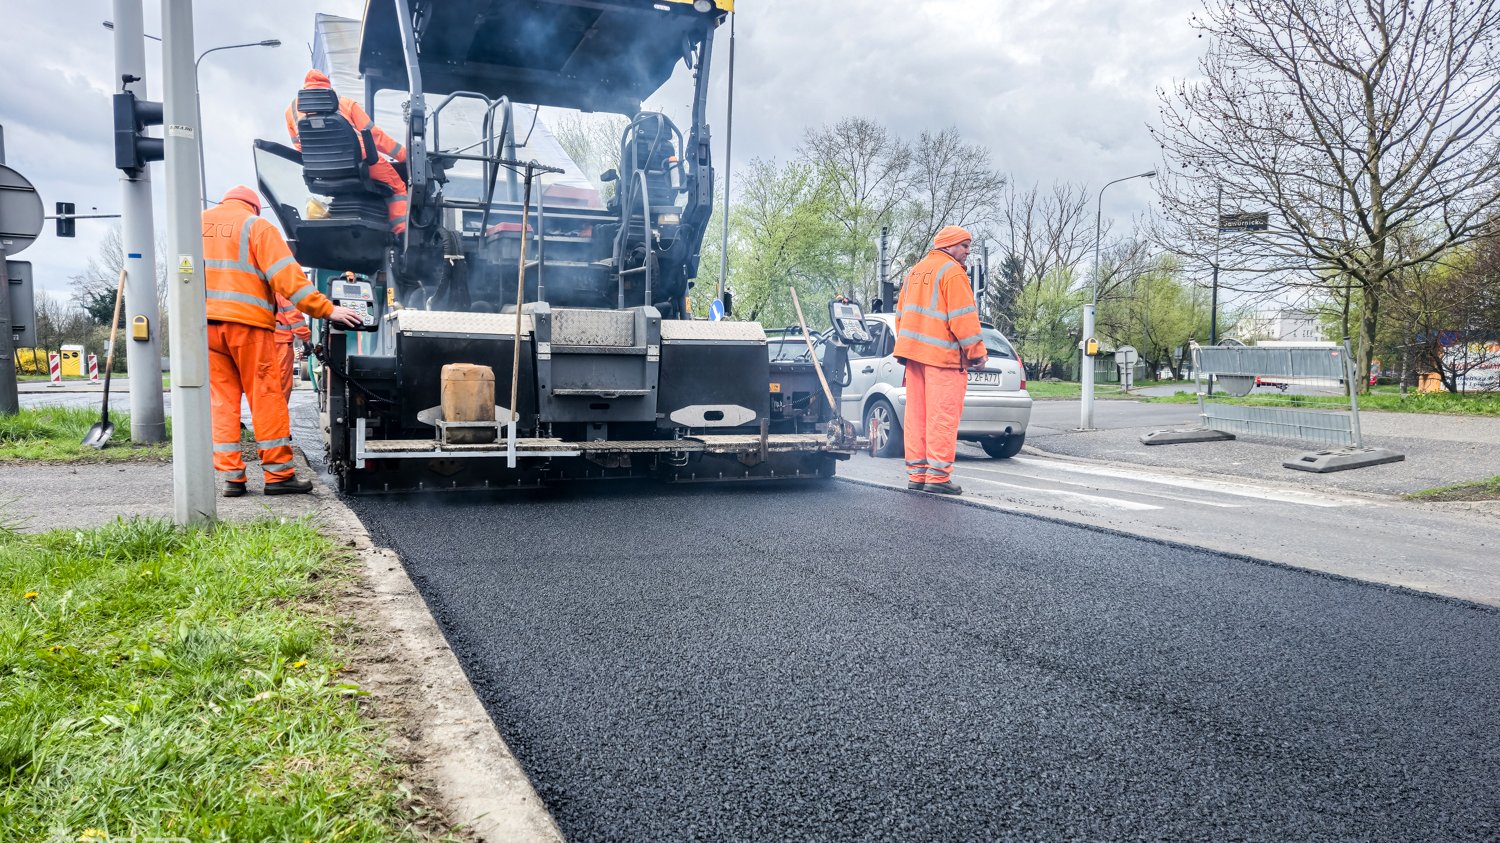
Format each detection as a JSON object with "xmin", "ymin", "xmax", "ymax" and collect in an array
[
  {"xmin": 893, "ymin": 225, "xmax": 988, "ymax": 495},
  {"xmin": 273, "ymin": 292, "xmax": 311, "ymax": 401},
  {"xmin": 204, "ymin": 185, "xmax": 362, "ymax": 497},
  {"xmin": 285, "ymin": 69, "xmax": 409, "ymax": 235}
]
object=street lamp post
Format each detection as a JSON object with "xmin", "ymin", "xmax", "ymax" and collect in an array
[
  {"xmin": 1081, "ymin": 169, "xmax": 1155, "ymax": 431},
  {"xmin": 103, "ymin": 22, "xmax": 279, "ymax": 209},
  {"xmin": 195, "ymin": 40, "xmax": 280, "ymax": 208}
]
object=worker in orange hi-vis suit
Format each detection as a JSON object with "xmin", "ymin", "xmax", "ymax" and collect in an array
[
  {"xmin": 892, "ymin": 225, "xmax": 988, "ymax": 496},
  {"xmin": 285, "ymin": 69, "xmax": 409, "ymax": 235},
  {"xmin": 204, "ymin": 185, "xmax": 363, "ymax": 497},
  {"xmin": 273, "ymin": 292, "xmax": 311, "ymax": 400}
]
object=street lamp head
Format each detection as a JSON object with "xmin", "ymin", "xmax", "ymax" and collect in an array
[
  {"xmin": 102, "ymin": 20, "xmax": 113, "ymax": 30},
  {"xmin": 1141, "ymin": 170, "xmax": 1158, "ymax": 179},
  {"xmin": 260, "ymin": 39, "xmax": 282, "ymax": 47}
]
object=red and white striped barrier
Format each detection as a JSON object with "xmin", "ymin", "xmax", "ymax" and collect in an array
[
  {"xmin": 47, "ymin": 352, "xmax": 63, "ymax": 387},
  {"xmin": 87, "ymin": 353, "xmax": 100, "ymax": 384}
]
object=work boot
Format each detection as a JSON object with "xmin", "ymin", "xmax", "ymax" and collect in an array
[
  {"xmin": 907, "ymin": 480, "xmax": 926, "ymax": 491},
  {"xmin": 924, "ymin": 481, "xmax": 963, "ymax": 496},
  {"xmin": 222, "ymin": 481, "xmax": 247, "ymax": 498},
  {"xmin": 264, "ymin": 475, "xmax": 314, "ymax": 495}
]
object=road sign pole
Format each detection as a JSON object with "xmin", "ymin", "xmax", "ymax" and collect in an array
[
  {"xmin": 161, "ymin": 0, "xmax": 214, "ymax": 525},
  {"xmin": 113, "ymin": 0, "xmax": 167, "ymax": 444},
  {"xmin": 0, "ymin": 256, "xmax": 16, "ymax": 415}
]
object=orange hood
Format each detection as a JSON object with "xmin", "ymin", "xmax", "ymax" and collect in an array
[{"xmin": 302, "ymin": 69, "xmax": 332, "ymax": 90}]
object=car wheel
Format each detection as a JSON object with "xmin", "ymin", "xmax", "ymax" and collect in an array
[
  {"xmin": 865, "ymin": 398, "xmax": 904, "ymax": 458},
  {"xmin": 981, "ymin": 432, "xmax": 1025, "ymax": 459}
]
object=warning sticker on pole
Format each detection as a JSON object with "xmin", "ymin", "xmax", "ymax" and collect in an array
[{"xmin": 177, "ymin": 256, "xmax": 195, "ymax": 277}]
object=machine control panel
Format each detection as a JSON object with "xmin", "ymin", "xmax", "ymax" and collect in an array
[
  {"xmin": 332, "ymin": 276, "xmax": 379, "ymax": 331},
  {"xmin": 828, "ymin": 299, "xmax": 871, "ymax": 345}
]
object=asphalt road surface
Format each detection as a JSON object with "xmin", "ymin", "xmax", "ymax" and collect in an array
[{"xmin": 348, "ymin": 480, "xmax": 1500, "ymax": 842}]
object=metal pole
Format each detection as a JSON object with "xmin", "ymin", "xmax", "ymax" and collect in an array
[
  {"xmin": 1207, "ymin": 184, "xmax": 1222, "ymax": 397},
  {"xmin": 878, "ymin": 225, "xmax": 891, "ymax": 310},
  {"xmin": 1082, "ymin": 169, "xmax": 1156, "ymax": 430},
  {"xmin": 0, "ymin": 257, "xmax": 16, "ymax": 415},
  {"xmin": 0, "ymin": 121, "xmax": 15, "ymax": 413},
  {"xmin": 113, "ymin": 0, "xmax": 167, "ymax": 444},
  {"xmin": 161, "ymin": 0, "xmax": 214, "ymax": 525},
  {"xmin": 716, "ymin": 11, "xmax": 735, "ymax": 305}
]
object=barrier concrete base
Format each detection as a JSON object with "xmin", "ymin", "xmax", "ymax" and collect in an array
[
  {"xmin": 1140, "ymin": 428, "xmax": 1236, "ymax": 445},
  {"xmin": 1284, "ymin": 447, "xmax": 1405, "ymax": 473}
]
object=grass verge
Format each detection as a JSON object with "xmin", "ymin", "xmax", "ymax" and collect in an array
[
  {"xmin": 0, "ymin": 517, "xmax": 452, "ymax": 841},
  {"xmin": 1145, "ymin": 388, "xmax": 1500, "ymax": 415},
  {"xmin": 0, "ymin": 406, "xmax": 171, "ymax": 462},
  {"xmin": 1025, "ymin": 380, "xmax": 1191, "ymax": 400},
  {"xmin": 1403, "ymin": 475, "xmax": 1500, "ymax": 502}
]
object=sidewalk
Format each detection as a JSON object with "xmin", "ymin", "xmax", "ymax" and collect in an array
[{"xmin": 1025, "ymin": 402, "xmax": 1500, "ymax": 497}]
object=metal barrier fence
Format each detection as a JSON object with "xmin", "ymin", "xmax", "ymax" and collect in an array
[
  {"xmin": 1143, "ymin": 340, "xmax": 1404, "ymax": 472},
  {"xmin": 1194, "ymin": 343, "xmax": 1360, "ymax": 447}
]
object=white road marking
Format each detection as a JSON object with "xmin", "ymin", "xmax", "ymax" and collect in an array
[
  {"xmin": 964, "ymin": 464, "xmax": 1243, "ymax": 508},
  {"xmin": 1008, "ymin": 456, "xmax": 1366, "ymax": 508},
  {"xmin": 964, "ymin": 475, "xmax": 1164, "ymax": 512}
]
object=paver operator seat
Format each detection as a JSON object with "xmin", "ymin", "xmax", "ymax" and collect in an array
[{"xmin": 289, "ymin": 88, "xmax": 392, "ymax": 272}]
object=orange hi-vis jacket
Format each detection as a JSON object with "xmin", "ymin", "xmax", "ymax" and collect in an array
[
  {"xmin": 893, "ymin": 249, "xmax": 987, "ymax": 369},
  {"xmin": 202, "ymin": 200, "xmax": 335, "ymax": 330},
  {"xmin": 273, "ymin": 293, "xmax": 311, "ymax": 345},
  {"xmin": 284, "ymin": 72, "xmax": 407, "ymax": 165}
]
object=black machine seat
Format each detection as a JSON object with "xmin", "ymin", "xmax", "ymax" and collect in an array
[{"xmin": 296, "ymin": 88, "xmax": 391, "ymax": 226}]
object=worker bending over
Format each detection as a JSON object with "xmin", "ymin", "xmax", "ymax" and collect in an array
[
  {"xmin": 893, "ymin": 225, "xmax": 988, "ymax": 495},
  {"xmin": 285, "ymin": 69, "xmax": 409, "ymax": 235},
  {"xmin": 204, "ymin": 185, "xmax": 362, "ymax": 496}
]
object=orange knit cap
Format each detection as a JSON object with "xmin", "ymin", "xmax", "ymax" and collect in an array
[
  {"xmin": 222, "ymin": 185, "xmax": 261, "ymax": 214},
  {"xmin": 933, "ymin": 225, "xmax": 973, "ymax": 249}
]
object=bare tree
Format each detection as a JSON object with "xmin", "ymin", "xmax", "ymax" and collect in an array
[
  {"xmin": 801, "ymin": 118, "xmax": 914, "ymax": 303},
  {"xmin": 991, "ymin": 181, "xmax": 1093, "ymax": 364},
  {"xmin": 552, "ymin": 112, "xmax": 629, "ymax": 199},
  {"xmin": 887, "ymin": 127, "xmax": 1008, "ymax": 274},
  {"xmin": 1153, "ymin": 0, "xmax": 1500, "ymax": 391}
]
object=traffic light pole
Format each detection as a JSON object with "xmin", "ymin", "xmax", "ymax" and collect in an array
[
  {"xmin": 112, "ymin": 0, "xmax": 167, "ymax": 444},
  {"xmin": 161, "ymin": 0, "xmax": 214, "ymax": 525}
]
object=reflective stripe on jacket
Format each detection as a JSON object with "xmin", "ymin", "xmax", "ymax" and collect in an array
[
  {"xmin": 285, "ymin": 89, "xmax": 407, "ymax": 164},
  {"xmin": 273, "ymin": 293, "xmax": 311, "ymax": 344},
  {"xmin": 892, "ymin": 249, "xmax": 987, "ymax": 369},
  {"xmin": 202, "ymin": 201, "xmax": 335, "ymax": 330}
]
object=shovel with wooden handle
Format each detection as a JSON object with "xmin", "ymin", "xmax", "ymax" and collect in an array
[
  {"xmin": 789, "ymin": 286, "xmax": 859, "ymax": 448},
  {"xmin": 82, "ymin": 269, "xmax": 128, "ymax": 449}
]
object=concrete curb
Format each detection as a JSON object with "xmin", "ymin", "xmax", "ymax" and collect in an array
[{"xmin": 311, "ymin": 485, "xmax": 565, "ymax": 842}]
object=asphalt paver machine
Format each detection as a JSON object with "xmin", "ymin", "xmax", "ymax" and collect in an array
[{"xmin": 252, "ymin": 0, "xmax": 862, "ymax": 493}]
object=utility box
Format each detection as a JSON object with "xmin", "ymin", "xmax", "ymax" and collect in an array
[{"xmin": 60, "ymin": 343, "xmax": 85, "ymax": 377}]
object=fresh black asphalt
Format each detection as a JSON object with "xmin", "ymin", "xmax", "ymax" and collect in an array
[{"xmin": 347, "ymin": 480, "xmax": 1500, "ymax": 842}]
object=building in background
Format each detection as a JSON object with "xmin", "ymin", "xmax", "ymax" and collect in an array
[{"xmin": 1233, "ymin": 308, "xmax": 1322, "ymax": 343}]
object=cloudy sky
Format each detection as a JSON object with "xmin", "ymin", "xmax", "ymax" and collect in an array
[{"xmin": 1, "ymin": 0, "xmax": 1201, "ymax": 299}]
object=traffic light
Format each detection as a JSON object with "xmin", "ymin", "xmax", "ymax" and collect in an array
[
  {"xmin": 112, "ymin": 88, "xmax": 164, "ymax": 175},
  {"xmin": 55, "ymin": 202, "xmax": 75, "ymax": 238}
]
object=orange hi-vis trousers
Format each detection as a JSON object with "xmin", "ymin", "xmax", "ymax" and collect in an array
[
  {"xmin": 276, "ymin": 342, "xmax": 297, "ymax": 401},
  {"xmin": 209, "ymin": 321, "xmax": 296, "ymax": 484},
  {"xmin": 904, "ymin": 360, "xmax": 968, "ymax": 485},
  {"xmin": 369, "ymin": 159, "xmax": 409, "ymax": 235}
]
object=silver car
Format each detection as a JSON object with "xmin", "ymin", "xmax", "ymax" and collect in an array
[{"xmin": 838, "ymin": 313, "xmax": 1032, "ymax": 459}]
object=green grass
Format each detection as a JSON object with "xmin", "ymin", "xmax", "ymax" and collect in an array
[
  {"xmin": 1025, "ymin": 379, "xmax": 1190, "ymax": 400},
  {"xmin": 1145, "ymin": 387, "xmax": 1500, "ymax": 415},
  {"xmin": 0, "ymin": 517, "xmax": 452, "ymax": 841},
  {"xmin": 1404, "ymin": 475, "xmax": 1500, "ymax": 502},
  {"xmin": 16, "ymin": 374, "xmax": 170, "ymax": 388},
  {"xmin": 0, "ymin": 407, "xmax": 172, "ymax": 462}
]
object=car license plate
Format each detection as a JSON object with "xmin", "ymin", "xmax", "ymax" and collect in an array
[{"xmin": 968, "ymin": 371, "xmax": 999, "ymax": 386}]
